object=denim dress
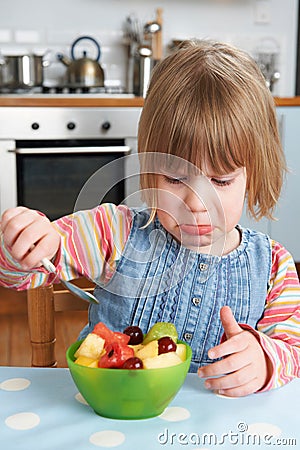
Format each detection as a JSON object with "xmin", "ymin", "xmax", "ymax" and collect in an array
[{"xmin": 80, "ymin": 208, "xmax": 272, "ymax": 372}]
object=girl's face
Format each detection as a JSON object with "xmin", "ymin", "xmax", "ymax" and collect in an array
[{"xmin": 155, "ymin": 165, "xmax": 247, "ymax": 255}]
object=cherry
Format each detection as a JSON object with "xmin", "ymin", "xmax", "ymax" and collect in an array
[
  {"xmin": 122, "ymin": 357, "xmax": 144, "ymax": 370},
  {"xmin": 123, "ymin": 326, "xmax": 143, "ymax": 345},
  {"xmin": 158, "ymin": 336, "xmax": 177, "ymax": 354}
]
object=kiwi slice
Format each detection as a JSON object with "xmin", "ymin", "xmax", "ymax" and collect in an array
[{"xmin": 143, "ymin": 322, "xmax": 178, "ymax": 345}]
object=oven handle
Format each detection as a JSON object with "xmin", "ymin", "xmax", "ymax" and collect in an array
[{"xmin": 10, "ymin": 146, "xmax": 131, "ymax": 155}]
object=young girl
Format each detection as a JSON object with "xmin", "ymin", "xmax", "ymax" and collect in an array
[{"xmin": 0, "ymin": 40, "xmax": 299, "ymax": 397}]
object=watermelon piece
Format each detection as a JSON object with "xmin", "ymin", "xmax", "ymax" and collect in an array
[
  {"xmin": 98, "ymin": 342, "xmax": 134, "ymax": 368},
  {"xmin": 92, "ymin": 322, "xmax": 130, "ymax": 347}
]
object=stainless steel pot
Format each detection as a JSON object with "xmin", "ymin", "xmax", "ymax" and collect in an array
[{"xmin": 0, "ymin": 53, "xmax": 50, "ymax": 90}]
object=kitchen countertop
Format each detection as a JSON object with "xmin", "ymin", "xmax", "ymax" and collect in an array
[
  {"xmin": 0, "ymin": 96, "xmax": 144, "ymax": 107},
  {"xmin": 274, "ymin": 97, "xmax": 300, "ymax": 106},
  {"xmin": 0, "ymin": 366, "xmax": 299, "ymax": 450},
  {"xmin": 0, "ymin": 96, "xmax": 299, "ymax": 108}
]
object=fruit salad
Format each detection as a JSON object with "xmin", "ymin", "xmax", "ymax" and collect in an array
[{"xmin": 74, "ymin": 322, "xmax": 187, "ymax": 369}]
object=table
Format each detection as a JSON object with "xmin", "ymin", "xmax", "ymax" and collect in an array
[{"xmin": 0, "ymin": 366, "xmax": 299, "ymax": 450}]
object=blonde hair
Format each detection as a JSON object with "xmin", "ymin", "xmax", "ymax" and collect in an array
[{"xmin": 138, "ymin": 39, "xmax": 286, "ymax": 221}]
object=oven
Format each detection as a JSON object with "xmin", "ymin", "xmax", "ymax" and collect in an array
[{"xmin": 0, "ymin": 106, "xmax": 142, "ymax": 220}]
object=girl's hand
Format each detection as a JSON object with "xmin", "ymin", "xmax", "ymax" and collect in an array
[
  {"xmin": 0, "ymin": 207, "xmax": 60, "ymax": 270},
  {"xmin": 198, "ymin": 306, "xmax": 269, "ymax": 397}
]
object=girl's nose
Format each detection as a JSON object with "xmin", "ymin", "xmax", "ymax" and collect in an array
[{"xmin": 184, "ymin": 185, "xmax": 208, "ymax": 212}]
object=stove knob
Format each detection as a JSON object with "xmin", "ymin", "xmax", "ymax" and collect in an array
[
  {"xmin": 101, "ymin": 121, "xmax": 111, "ymax": 131},
  {"xmin": 31, "ymin": 122, "xmax": 40, "ymax": 130},
  {"xmin": 67, "ymin": 122, "xmax": 76, "ymax": 130}
]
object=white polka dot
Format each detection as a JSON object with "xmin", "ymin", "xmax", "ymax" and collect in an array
[
  {"xmin": 159, "ymin": 406, "xmax": 191, "ymax": 422},
  {"xmin": 89, "ymin": 430, "xmax": 125, "ymax": 447},
  {"xmin": 75, "ymin": 392, "xmax": 89, "ymax": 405},
  {"xmin": 247, "ymin": 422, "xmax": 282, "ymax": 437},
  {"xmin": 1, "ymin": 378, "xmax": 31, "ymax": 391},
  {"xmin": 5, "ymin": 412, "xmax": 40, "ymax": 430}
]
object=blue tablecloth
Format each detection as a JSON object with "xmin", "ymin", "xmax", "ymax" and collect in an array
[{"xmin": 0, "ymin": 366, "xmax": 299, "ymax": 450}]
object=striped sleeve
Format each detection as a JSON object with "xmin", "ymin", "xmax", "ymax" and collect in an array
[
  {"xmin": 0, "ymin": 203, "xmax": 132, "ymax": 289},
  {"xmin": 53, "ymin": 203, "xmax": 132, "ymax": 284},
  {"xmin": 254, "ymin": 240, "xmax": 300, "ymax": 391}
]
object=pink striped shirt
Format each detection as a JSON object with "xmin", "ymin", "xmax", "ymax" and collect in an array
[{"xmin": 0, "ymin": 203, "xmax": 299, "ymax": 390}]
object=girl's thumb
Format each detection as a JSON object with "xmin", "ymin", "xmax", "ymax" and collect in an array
[{"xmin": 220, "ymin": 305, "xmax": 243, "ymax": 339}]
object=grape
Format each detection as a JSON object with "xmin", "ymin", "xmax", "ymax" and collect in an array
[
  {"xmin": 123, "ymin": 326, "xmax": 143, "ymax": 345},
  {"xmin": 158, "ymin": 336, "xmax": 177, "ymax": 354},
  {"xmin": 122, "ymin": 357, "xmax": 144, "ymax": 369}
]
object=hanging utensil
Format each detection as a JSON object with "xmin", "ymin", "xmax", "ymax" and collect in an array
[
  {"xmin": 125, "ymin": 15, "xmax": 143, "ymax": 45},
  {"xmin": 143, "ymin": 21, "xmax": 161, "ymax": 58}
]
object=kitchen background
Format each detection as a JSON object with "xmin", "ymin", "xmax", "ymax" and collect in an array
[
  {"xmin": 0, "ymin": 0, "xmax": 298, "ymax": 96},
  {"xmin": 1, "ymin": 0, "xmax": 300, "ymax": 368}
]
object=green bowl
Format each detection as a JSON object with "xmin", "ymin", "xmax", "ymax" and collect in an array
[{"xmin": 66, "ymin": 339, "xmax": 192, "ymax": 420}]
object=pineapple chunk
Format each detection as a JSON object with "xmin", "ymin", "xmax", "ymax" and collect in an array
[
  {"xmin": 175, "ymin": 343, "xmax": 187, "ymax": 362},
  {"xmin": 87, "ymin": 360, "xmax": 99, "ymax": 368},
  {"xmin": 74, "ymin": 333, "xmax": 105, "ymax": 359},
  {"xmin": 143, "ymin": 352, "xmax": 182, "ymax": 369},
  {"xmin": 135, "ymin": 340, "xmax": 158, "ymax": 360},
  {"xmin": 129, "ymin": 343, "xmax": 144, "ymax": 356},
  {"xmin": 75, "ymin": 355, "xmax": 99, "ymax": 368}
]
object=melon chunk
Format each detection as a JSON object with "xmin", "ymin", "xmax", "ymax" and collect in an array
[
  {"xmin": 135, "ymin": 340, "xmax": 159, "ymax": 360},
  {"xmin": 74, "ymin": 333, "xmax": 105, "ymax": 359},
  {"xmin": 143, "ymin": 352, "xmax": 182, "ymax": 369},
  {"xmin": 175, "ymin": 343, "xmax": 187, "ymax": 362},
  {"xmin": 75, "ymin": 355, "xmax": 99, "ymax": 368}
]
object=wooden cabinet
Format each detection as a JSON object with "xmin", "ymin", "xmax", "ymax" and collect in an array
[{"xmin": 240, "ymin": 107, "xmax": 300, "ymax": 261}]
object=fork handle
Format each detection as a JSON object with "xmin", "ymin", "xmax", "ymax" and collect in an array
[{"xmin": 41, "ymin": 258, "xmax": 57, "ymax": 274}]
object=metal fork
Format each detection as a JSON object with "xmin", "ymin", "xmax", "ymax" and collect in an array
[{"xmin": 41, "ymin": 257, "xmax": 99, "ymax": 304}]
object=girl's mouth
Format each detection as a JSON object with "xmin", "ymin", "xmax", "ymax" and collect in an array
[{"xmin": 179, "ymin": 224, "xmax": 213, "ymax": 236}]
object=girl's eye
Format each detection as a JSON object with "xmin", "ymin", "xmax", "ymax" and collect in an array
[
  {"xmin": 211, "ymin": 178, "xmax": 232, "ymax": 187},
  {"xmin": 164, "ymin": 175, "xmax": 186, "ymax": 185}
]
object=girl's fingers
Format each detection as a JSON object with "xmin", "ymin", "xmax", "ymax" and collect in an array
[
  {"xmin": 1, "ymin": 207, "xmax": 60, "ymax": 269},
  {"xmin": 7, "ymin": 223, "xmax": 41, "ymax": 258},
  {"xmin": 1, "ymin": 207, "xmax": 29, "ymax": 229},
  {"xmin": 12, "ymin": 224, "xmax": 59, "ymax": 269},
  {"xmin": 20, "ymin": 235, "xmax": 56, "ymax": 269},
  {"xmin": 203, "ymin": 363, "xmax": 254, "ymax": 391},
  {"xmin": 216, "ymin": 377, "xmax": 262, "ymax": 398},
  {"xmin": 1, "ymin": 208, "xmax": 40, "ymax": 248},
  {"xmin": 198, "ymin": 330, "xmax": 268, "ymax": 397},
  {"xmin": 208, "ymin": 332, "xmax": 248, "ymax": 359},
  {"xmin": 198, "ymin": 349, "xmax": 251, "ymax": 379}
]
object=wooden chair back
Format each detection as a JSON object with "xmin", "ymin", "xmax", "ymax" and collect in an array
[{"xmin": 27, "ymin": 282, "xmax": 91, "ymax": 367}]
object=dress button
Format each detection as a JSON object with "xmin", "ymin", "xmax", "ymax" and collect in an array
[
  {"xmin": 192, "ymin": 297, "xmax": 201, "ymax": 306},
  {"xmin": 199, "ymin": 262, "xmax": 208, "ymax": 271},
  {"xmin": 184, "ymin": 332, "xmax": 193, "ymax": 341}
]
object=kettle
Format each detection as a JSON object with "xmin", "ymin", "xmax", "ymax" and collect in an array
[{"xmin": 57, "ymin": 36, "xmax": 104, "ymax": 88}]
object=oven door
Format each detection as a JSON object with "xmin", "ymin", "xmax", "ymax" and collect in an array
[{"xmin": 15, "ymin": 139, "xmax": 130, "ymax": 221}]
